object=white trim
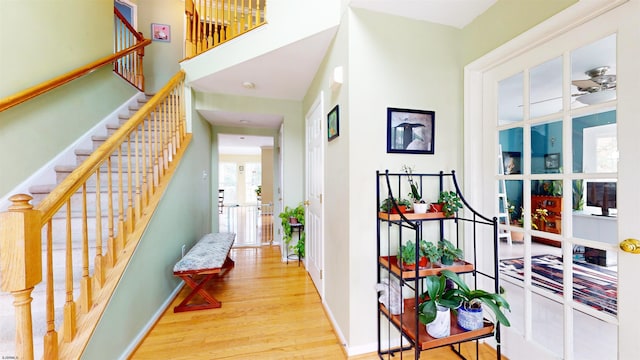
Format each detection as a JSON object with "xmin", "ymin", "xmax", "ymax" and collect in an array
[
  {"xmin": 118, "ymin": 283, "xmax": 184, "ymax": 360},
  {"xmin": 0, "ymin": 92, "xmax": 145, "ymax": 210},
  {"xmin": 115, "ymin": 0, "xmax": 138, "ymax": 30}
]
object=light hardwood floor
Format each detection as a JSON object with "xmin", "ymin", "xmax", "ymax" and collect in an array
[{"xmin": 132, "ymin": 245, "xmax": 501, "ymax": 359}]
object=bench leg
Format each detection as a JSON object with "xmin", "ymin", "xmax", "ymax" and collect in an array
[{"xmin": 174, "ymin": 273, "xmax": 222, "ymax": 313}]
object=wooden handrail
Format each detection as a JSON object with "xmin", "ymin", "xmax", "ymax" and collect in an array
[
  {"xmin": 0, "ymin": 39, "xmax": 151, "ymax": 113},
  {"xmin": 37, "ymin": 71, "xmax": 185, "ymax": 221}
]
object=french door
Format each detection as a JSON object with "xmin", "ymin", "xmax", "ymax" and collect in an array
[{"xmin": 467, "ymin": 1, "xmax": 640, "ymax": 358}]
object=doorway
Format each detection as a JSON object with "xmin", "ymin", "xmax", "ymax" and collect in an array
[
  {"xmin": 466, "ymin": 1, "xmax": 640, "ymax": 358},
  {"xmin": 218, "ymin": 134, "xmax": 275, "ymax": 247}
]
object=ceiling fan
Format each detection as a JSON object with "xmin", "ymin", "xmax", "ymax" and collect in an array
[{"xmin": 572, "ymin": 66, "xmax": 616, "ymax": 105}]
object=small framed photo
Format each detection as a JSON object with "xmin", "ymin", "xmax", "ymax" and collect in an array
[
  {"xmin": 387, "ymin": 108, "xmax": 435, "ymax": 154},
  {"xmin": 327, "ymin": 104, "xmax": 339, "ymax": 141},
  {"xmin": 503, "ymin": 151, "xmax": 522, "ymax": 174},
  {"xmin": 151, "ymin": 23, "xmax": 171, "ymax": 42},
  {"xmin": 545, "ymin": 153, "xmax": 560, "ymax": 169}
]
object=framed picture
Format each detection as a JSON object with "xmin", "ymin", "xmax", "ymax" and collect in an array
[
  {"xmin": 327, "ymin": 104, "xmax": 339, "ymax": 141},
  {"xmin": 387, "ymin": 108, "xmax": 435, "ymax": 154},
  {"xmin": 151, "ymin": 23, "xmax": 171, "ymax": 42},
  {"xmin": 545, "ymin": 153, "xmax": 560, "ymax": 169},
  {"xmin": 503, "ymin": 151, "xmax": 522, "ymax": 174}
]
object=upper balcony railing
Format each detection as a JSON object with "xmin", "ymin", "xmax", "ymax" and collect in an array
[
  {"xmin": 0, "ymin": 9, "xmax": 150, "ymax": 113},
  {"xmin": 185, "ymin": 0, "xmax": 266, "ymax": 59}
]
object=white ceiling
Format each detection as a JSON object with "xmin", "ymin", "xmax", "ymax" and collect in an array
[{"xmin": 204, "ymin": 0, "xmax": 497, "ymax": 152}]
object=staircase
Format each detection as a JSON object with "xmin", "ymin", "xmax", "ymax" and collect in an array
[{"xmin": 0, "ymin": 94, "xmax": 154, "ymax": 359}]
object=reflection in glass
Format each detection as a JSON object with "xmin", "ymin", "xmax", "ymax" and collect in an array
[
  {"xmin": 532, "ymin": 292, "xmax": 563, "ymax": 358},
  {"xmin": 531, "ymin": 121, "xmax": 562, "ymax": 174},
  {"xmin": 574, "ymin": 309, "xmax": 617, "ymax": 360},
  {"xmin": 498, "ymin": 72, "xmax": 523, "ymax": 124},
  {"xmin": 571, "ymin": 35, "xmax": 616, "ymax": 108},
  {"xmin": 572, "ymin": 110, "xmax": 617, "ymax": 174},
  {"xmin": 530, "ymin": 57, "xmax": 562, "ymax": 118}
]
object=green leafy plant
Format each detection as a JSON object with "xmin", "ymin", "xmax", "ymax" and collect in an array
[
  {"xmin": 417, "ymin": 270, "xmax": 511, "ymax": 327},
  {"xmin": 278, "ymin": 203, "xmax": 305, "ymax": 255},
  {"xmin": 379, "ymin": 197, "xmax": 411, "ymax": 212},
  {"xmin": 439, "ymin": 270, "xmax": 511, "ymax": 327},
  {"xmin": 438, "ymin": 191, "xmax": 462, "ymax": 217},
  {"xmin": 417, "ymin": 273, "xmax": 461, "ymax": 325},
  {"xmin": 255, "ymin": 185, "xmax": 262, "ymax": 196},
  {"xmin": 420, "ymin": 240, "xmax": 441, "ymax": 264},
  {"xmin": 517, "ymin": 207, "xmax": 548, "ymax": 230},
  {"xmin": 399, "ymin": 240, "xmax": 418, "ymax": 266},
  {"xmin": 438, "ymin": 239, "xmax": 463, "ymax": 265},
  {"xmin": 402, "ymin": 164, "xmax": 425, "ymax": 203},
  {"xmin": 573, "ymin": 179, "xmax": 584, "ymax": 210}
]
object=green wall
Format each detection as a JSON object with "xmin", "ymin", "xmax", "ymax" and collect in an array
[
  {"xmin": 300, "ymin": 0, "xmax": 579, "ymax": 353},
  {"xmin": 0, "ymin": 0, "xmax": 137, "ymax": 198},
  {"xmin": 82, "ymin": 105, "xmax": 213, "ymax": 360},
  {"xmin": 137, "ymin": 0, "xmax": 185, "ymax": 93},
  {"xmin": 461, "ymin": 0, "xmax": 577, "ymax": 65}
]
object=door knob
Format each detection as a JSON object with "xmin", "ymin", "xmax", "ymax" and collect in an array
[
  {"xmin": 619, "ymin": 238, "xmax": 640, "ymax": 254},
  {"xmin": 304, "ymin": 200, "xmax": 310, "ymax": 206}
]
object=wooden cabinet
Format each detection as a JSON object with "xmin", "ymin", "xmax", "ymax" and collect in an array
[{"xmin": 531, "ymin": 195, "xmax": 562, "ymax": 234}]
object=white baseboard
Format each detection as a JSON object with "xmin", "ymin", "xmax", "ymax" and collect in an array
[
  {"xmin": 0, "ymin": 92, "xmax": 144, "ymax": 209},
  {"xmin": 118, "ymin": 282, "xmax": 184, "ymax": 360}
]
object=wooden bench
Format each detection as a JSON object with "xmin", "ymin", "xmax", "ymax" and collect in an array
[{"xmin": 172, "ymin": 232, "xmax": 236, "ymax": 313}]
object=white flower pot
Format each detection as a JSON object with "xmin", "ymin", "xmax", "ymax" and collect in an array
[
  {"xmin": 413, "ymin": 202, "xmax": 429, "ymax": 214},
  {"xmin": 426, "ymin": 305, "xmax": 450, "ymax": 338},
  {"xmin": 457, "ymin": 306, "xmax": 484, "ymax": 331}
]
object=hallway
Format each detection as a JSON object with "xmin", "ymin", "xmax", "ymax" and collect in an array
[
  {"xmin": 132, "ymin": 245, "xmax": 499, "ymax": 359},
  {"xmin": 132, "ymin": 246, "xmax": 346, "ymax": 359}
]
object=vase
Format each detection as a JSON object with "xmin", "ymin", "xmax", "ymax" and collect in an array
[
  {"xmin": 429, "ymin": 203, "xmax": 444, "ymax": 213},
  {"xmin": 457, "ymin": 306, "xmax": 484, "ymax": 331},
  {"xmin": 413, "ymin": 202, "xmax": 429, "ymax": 214},
  {"xmin": 426, "ymin": 305, "xmax": 451, "ymax": 338}
]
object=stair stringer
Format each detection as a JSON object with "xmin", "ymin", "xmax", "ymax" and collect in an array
[{"xmin": 0, "ymin": 92, "xmax": 148, "ymax": 211}]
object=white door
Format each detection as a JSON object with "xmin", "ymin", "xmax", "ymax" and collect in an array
[
  {"xmin": 467, "ymin": 1, "xmax": 640, "ymax": 359},
  {"xmin": 305, "ymin": 94, "xmax": 325, "ymax": 297}
]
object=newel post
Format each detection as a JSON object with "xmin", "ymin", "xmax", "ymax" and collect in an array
[{"xmin": 0, "ymin": 194, "xmax": 42, "ymax": 360}]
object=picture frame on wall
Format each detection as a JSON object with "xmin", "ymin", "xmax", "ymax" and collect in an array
[
  {"xmin": 503, "ymin": 151, "xmax": 522, "ymax": 174},
  {"xmin": 327, "ymin": 104, "xmax": 339, "ymax": 141},
  {"xmin": 545, "ymin": 153, "xmax": 560, "ymax": 169},
  {"xmin": 151, "ymin": 23, "xmax": 171, "ymax": 42},
  {"xmin": 387, "ymin": 107, "xmax": 435, "ymax": 154}
]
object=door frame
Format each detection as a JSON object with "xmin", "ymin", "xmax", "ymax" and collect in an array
[{"xmin": 464, "ymin": 1, "xmax": 632, "ymax": 358}]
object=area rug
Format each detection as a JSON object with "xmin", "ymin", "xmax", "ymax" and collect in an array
[{"xmin": 499, "ymin": 254, "xmax": 617, "ymax": 315}]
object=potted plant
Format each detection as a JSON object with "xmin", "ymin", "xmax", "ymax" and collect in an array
[
  {"xmin": 398, "ymin": 240, "xmax": 427, "ymax": 270},
  {"xmin": 420, "ymin": 240, "xmax": 441, "ymax": 266},
  {"xmin": 417, "ymin": 273, "xmax": 461, "ymax": 338},
  {"xmin": 438, "ymin": 191, "xmax": 463, "ymax": 217},
  {"xmin": 402, "ymin": 165, "xmax": 428, "ymax": 213},
  {"xmin": 438, "ymin": 239, "xmax": 463, "ymax": 266},
  {"xmin": 255, "ymin": 185, "xmax": 262, "ymax": 197},
  {"xmin": 380, "ymin": 197, "xmax": 411, "ymax": 214},
  {"xmin": 278, "ymin": 203, "xmax": 305, "ymax": 254},
  {"xmin": 439, "ymin": 269, "xmax": 511, "ymax": 331}
]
